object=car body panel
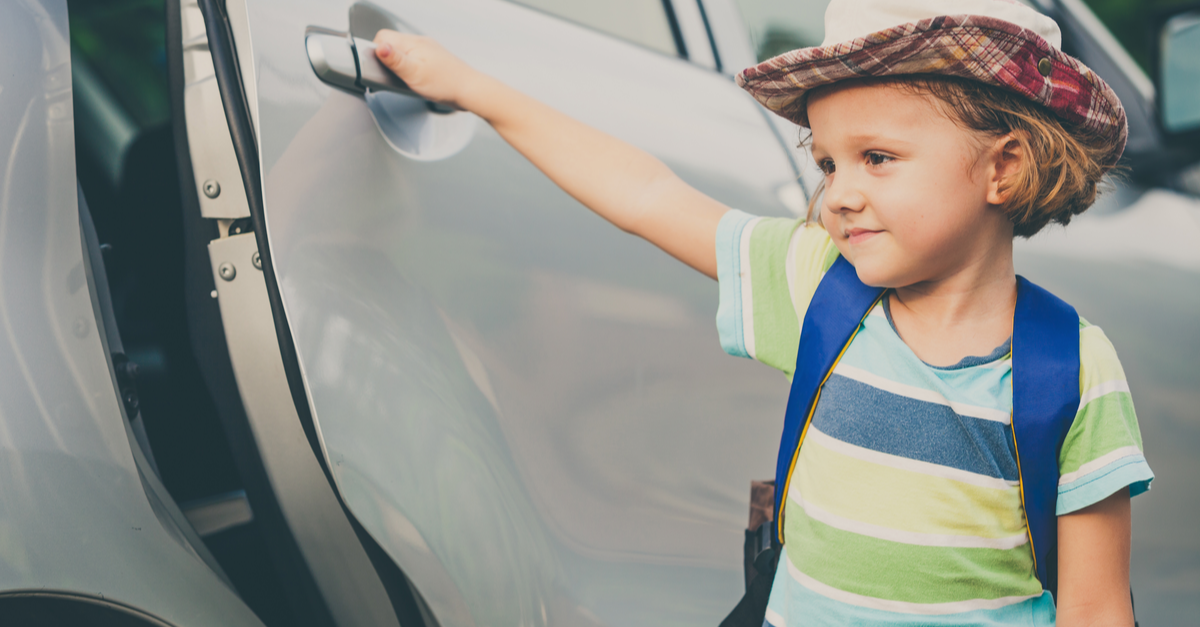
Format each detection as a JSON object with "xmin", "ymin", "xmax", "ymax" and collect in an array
[
  {"xmin": 0, "ymin": 1, "xmax": 265, "ymax": 624},
  {"xmin": 227, "ymin": 0, "xmax": 799, "ymax": 623}
]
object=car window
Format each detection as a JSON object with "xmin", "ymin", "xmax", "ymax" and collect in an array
[
  {"xmin": 733, "ymin": 0, "xmax": 829, "ymax": 62},
  {"xmin": 733, "ymin": 0, "xmax": 1037, "ymax": 62},
  {"xmin": 68, "ymin": 0, "xmax": 168, "ymax": 130},
  {"xmin": 68, "ymin": 0, "xmax": 168, "ymax": 187},
  {"xmin": 506, "ymin": 0, "xmax": 680, "ymax": 56}
]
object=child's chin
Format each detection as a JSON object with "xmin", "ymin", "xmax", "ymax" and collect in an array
[{"xmin": 852, "ymin": 263, "xmax": 906, "ymax": 289}]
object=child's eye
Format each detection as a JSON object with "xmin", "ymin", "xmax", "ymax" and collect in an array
[
  {"xmin": 817, "ymin": 159, "xmax": 835, "ymax": 175},
  {"xmin": 866, "ymin": 152, "xmax": 894, "ymax": 166}
]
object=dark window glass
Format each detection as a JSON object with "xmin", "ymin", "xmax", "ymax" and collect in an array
[{"xmin": 68, "ymin": 0, "xmax": 168, "ymax": 130}]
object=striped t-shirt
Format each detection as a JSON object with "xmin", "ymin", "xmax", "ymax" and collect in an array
[{"xmin": 715, "ymin": 211, "xmax": 1154, "ymax": 626}]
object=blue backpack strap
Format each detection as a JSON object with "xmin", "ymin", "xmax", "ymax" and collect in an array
[
  {"xmin": 1012, "ymin": 276, "xmax": 1080, "ymax": 591},
  {"xmin": 775, "ymin": 256, "xmax": 884, "ymax": 544}
]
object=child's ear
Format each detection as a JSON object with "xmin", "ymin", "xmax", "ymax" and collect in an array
[{"xmin": 986, "ymin": 133, "xmax": 1025, "ymax": 207}]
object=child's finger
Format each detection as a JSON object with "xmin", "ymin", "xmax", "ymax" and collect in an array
[{"xmin": 373, "ymin": 30, "xmax": 411, "ymax": 75}]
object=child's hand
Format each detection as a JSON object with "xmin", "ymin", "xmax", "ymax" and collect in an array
[{"xmin": 372, "ymin": 30, "xmax": 480, "ymax": 110}]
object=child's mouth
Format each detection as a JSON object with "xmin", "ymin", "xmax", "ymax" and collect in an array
[{"xmin": 845, "ymin": 228, "xmax": 881, "ymax": 245}]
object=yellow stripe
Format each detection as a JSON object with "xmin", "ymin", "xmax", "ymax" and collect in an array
[
  {"xmin": 779, "ymin": 290, "xmax": 885, "ymax": 543},
  {"xmin": 794, "ymin": 437, "xmax": 1026, "ymax": 538}
]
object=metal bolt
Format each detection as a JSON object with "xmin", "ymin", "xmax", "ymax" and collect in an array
[
  {"xmin": 218, "ymin": 262, "xmax": 237, "ymax": 281},
  {"xmin": 252, "ymin": 251, "xmax": 262, "ymax": 270},
  {"xmin": 124, "ymin": 389, "xmax": 139, "ymax": 410},
  {"xmin": 1037, "ymin": 57, "xmax": 1052, "ymax": 77},
  {"xmin": 203, "ymin": 179, "xmax": 221, "ymax": 198}
]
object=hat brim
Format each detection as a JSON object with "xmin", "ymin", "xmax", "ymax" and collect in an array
[{"xmin": 736, "ymin": 15, "xmax": 1127, "ymax": 164}]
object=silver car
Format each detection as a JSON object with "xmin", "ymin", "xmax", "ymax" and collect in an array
[{"xmin": 1, "ymin": 0, "xmax": 1197, "ymax": 625}]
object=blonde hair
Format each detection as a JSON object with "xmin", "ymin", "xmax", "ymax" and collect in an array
[{"xmin": 799, "ymin": 75, "xmax": 1120, "ymax": 237}]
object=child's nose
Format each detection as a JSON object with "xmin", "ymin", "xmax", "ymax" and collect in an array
[{"xmin": 822, "ymin": 174, "xmax": 867, "ymax": 214}]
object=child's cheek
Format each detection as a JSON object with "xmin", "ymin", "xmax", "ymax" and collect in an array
[{"xmin": 820, "ymin": 205, "xmax": 839, "ymax": 234}]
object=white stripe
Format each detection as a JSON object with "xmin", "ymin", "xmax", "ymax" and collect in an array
[
  {"xmin": 805, "ymin": 427, "xmax": 1018, "ymax": 490},
  {"xmin": 1078, "ymin": 379, "xmax": 1130, "ymax": 410},
  {"xmin": 739, "ymin": 218, "xmax": 761, "ymax": 360},
  {"xmin": 834, "ymin": 363, "xmax": 1012, "ymax": 423},
  {"xmin": 1058, "ymin": 446, "xmax": 1144, "ymax": 486},
  {"xmin": 787, "ymin": 558, "xmax": 1040, "ymax": 616},
  {"xmin": 764, "ymin": 607, "xmax": 787, "ymax": 627},
  {"xmin": 788, "ymin": 489, "xmax": 1028, "ymax": 549}
]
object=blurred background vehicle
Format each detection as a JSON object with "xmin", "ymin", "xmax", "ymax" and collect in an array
[{"xmin": 2, "ymin": 0, "xmax": 1196, "ymax": 625}]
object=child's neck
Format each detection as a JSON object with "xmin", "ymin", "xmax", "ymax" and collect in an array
[{"xmin": 888, "ymin": 261, "xmax": 1018, "ymax": 368}]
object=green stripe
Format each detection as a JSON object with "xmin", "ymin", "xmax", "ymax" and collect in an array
[
  {"xmin": 1079, "ymin": 325, "xmax": 1127, "ymax": 385},
  {"xmin": 786, "ymin": 504, "xmax": 1041, "ymax": 604},
  {"xmin": 748, "ymin": 218, "xmax": 802, "ymax": 374},
  {"xmin": 1059, "ymin": 391, "xmax": 1142, "ymax": 475}
]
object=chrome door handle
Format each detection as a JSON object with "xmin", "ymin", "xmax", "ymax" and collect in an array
[
  {"xmin": 353, "ymin": 38, "xmax": 411, "ymax": 94},
  {"xmin": 304, "ymin": 28, "xmax": 422, "ymax": 95},
  {"xmin": 306, "ymin": 28, "xmax": 457, "ymax": 112},
  {"xmin": 306, "ymin": 29, "xmax": 412, "ymax": 96}
]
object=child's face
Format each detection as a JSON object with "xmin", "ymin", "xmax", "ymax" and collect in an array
[{"xmin": 808, "ymin": 81, "xmax": 1015, "ymax": 289}]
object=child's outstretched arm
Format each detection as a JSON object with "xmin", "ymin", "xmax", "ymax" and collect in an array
[
  {"xmin": 373, "ymin": 30, "xmax": 728, "ymax": 279},
  {"xmin": 1056, "ymin": 488, "xmax": 1136, "ymax": 626}
]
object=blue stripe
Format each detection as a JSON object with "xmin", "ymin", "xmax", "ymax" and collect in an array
[
  {"xmin": 1057, "ymin": 456, "xmax": 1154, "ymax": 515},
  {"xmin": 812, "ymin": 375, "xmax": 1020, "ymax": 480},
  {"xmin": 767, "ymin": 553, "xmax": 1056, "ymax": 626},
  {"xmin": 839, "ymin": 313, "xmax": 1014, "ymax": 413},
  {"xmin": 716, "ymin": 209, "xmax": 754, "ymax": 359}
]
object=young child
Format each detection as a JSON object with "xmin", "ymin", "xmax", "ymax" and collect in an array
[{"xmin": 373, "ymin": 0, "xmax": 1153, "ymax": 624}]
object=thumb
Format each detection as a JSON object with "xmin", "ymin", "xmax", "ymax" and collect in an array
[{"xmin": 373, "ymin": 31, "xmax": 406, "ymax": 73}]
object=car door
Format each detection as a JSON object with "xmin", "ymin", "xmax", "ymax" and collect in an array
[
  {"xmin": 0, "ymin": 0, "xmax": 266, "ymax": 624},
  {"xmin": 180, "ymin": 0, "xmax": 804, "ymax": 625}
]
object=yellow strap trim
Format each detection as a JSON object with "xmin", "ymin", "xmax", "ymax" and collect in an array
[
  {"xmin": 1010, "ymin": 415, "xmax": 1037, "ymax": 577},
  {"xmin": 777, "ymin": 291, "xmax": 885, "ymax": 544},
  {"xmin": 1005, "ymin": 336, "xmax": 1038, "ymax": 579}
]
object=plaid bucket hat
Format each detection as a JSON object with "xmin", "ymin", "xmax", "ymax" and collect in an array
[{"xmin": 736, "ymin": 0, "xmax": 1127, "ymax": 164}]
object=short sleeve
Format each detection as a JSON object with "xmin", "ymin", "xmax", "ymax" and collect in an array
[
  {"xmin": 1056, "ymin": 321, "xmax": 1155, "ymax": 515},
  {"xmin": 714, "ymin": 209, "xmax": 840, "ymax": 377}
]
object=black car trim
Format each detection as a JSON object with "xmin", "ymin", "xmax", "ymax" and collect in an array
[
  {"xmin": 661, "ymin": 0, "xmax": 689, "ymax": 59},
  {"xmin": 695, "ymin": 0, "xmax": 723, "ymax": 73},
  {"xmin": 193, "ymin": 1, "xmax": 432, "ymax": 625},
  {"xmin": 195, "ymin": 0, "xmax": 326, "ymax": 470},
  {"xmin": 0, "ymin": 590, "xmax": 179, "ymax": 627},
  {"xmin": 168, "ymin": 2, "xmax": 336, "ymax": 625}
]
